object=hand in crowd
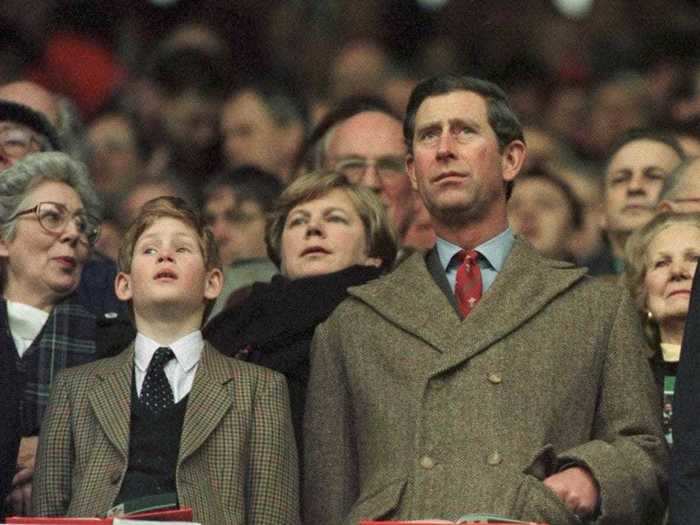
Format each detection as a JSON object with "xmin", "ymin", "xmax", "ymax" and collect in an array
[
  {"xmin": 543, "ymin": 466, "xmax": 599, "ymax": 518},
  {"xmin": 6, "ymin": 436, "xmax": 38, "ymax": 516}
]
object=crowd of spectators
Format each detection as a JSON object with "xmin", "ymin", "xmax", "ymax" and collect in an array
[{"xmin": 0, "ymin": 1, "xmax": 699, "ymax": 524}]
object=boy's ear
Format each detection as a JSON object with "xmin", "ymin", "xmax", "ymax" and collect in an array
[
  {"xmin": 115, "ymin": 272, "xmax": 133, "ymax": 301},
  {"xmin": 204, "ymin": 268, "xmax": 224, "ymax": 301}
]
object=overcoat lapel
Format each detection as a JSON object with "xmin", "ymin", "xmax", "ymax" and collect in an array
[
  {"xmin": 351, "ymin": 239, "xmax": 587, "ymax": 367},
  {"xmin": 179, "ymin": 343, "xmax": 233, "ymax": 463},
  {"xmin": 88, "ymin": 346, "xmax": 134, "ymax": 459}
]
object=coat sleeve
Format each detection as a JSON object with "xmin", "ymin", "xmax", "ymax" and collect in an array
[
  {"xmin": 32, "ymin": 371, "xmax": 74, "ymax": 516},
  {"xmin": 245, "ymin": 369, "xmax": 300, "ymax": 525},
  {"xmin": 670, "ymin": 271, "xmax": 700, "ymax": 525},
  {"xmin": 557, "ymin": 289, "xmax": 669, "ymax": 524},
  {"xmin": 303, "ymin": 318, "xmax": 358, "ymax": 525}
]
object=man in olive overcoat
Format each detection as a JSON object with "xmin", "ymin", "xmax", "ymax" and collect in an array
[{"xmin": 303, "ymin": 75, "xmax": 667, "ymax": 525}]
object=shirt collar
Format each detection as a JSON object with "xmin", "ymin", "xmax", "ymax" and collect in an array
[
  {"xmin": 437, "ymin": 227, "xmax": 515, "ymax": 271},
  {"xmin": 135, "ymin": 330, "xmax": 204, "ymax": 373}
]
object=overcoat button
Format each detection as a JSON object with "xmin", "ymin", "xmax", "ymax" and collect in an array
[
  {"xmin": 420, "ymin": 456, "xmax": 435, "ymax": 469},
  {"xmin": 487, "ymin": 451, "xmax": 503, "ymax": 466},
  {"xmin": 487, "ymin": 372, "xmax": 502, "ymax": 384}
]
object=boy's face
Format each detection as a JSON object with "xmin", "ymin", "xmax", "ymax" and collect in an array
[{"xmin": 115, "ymin": 217, "xmax": 222, "ymax": 320}]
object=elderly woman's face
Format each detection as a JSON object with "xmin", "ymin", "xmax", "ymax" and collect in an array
[
  {"xmin": 645, "ymin": 223, "xmax": 700, "ymax": 326},
  {"xmin": 0, "ymin": 181, "xmax": 90, "ymax": 309},
  {"xmin": 280, "ymin": 188, "xmax": 381, "ymax": 280}
]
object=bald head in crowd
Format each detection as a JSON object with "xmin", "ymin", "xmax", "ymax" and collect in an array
[{"xmin": 659, "ymin": 156, "xmax": 700, "ymax": 213}]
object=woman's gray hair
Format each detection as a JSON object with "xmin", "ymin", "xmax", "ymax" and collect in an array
[{"xmin": 0, "ymin": 152, "xmax": 102, "ymax": 241}]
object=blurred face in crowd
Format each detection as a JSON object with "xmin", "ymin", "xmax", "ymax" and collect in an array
[
  {"xmin": 203, "ymin": 186, "xmax": 267, "ymax": 265},
  {"xmin": 221, "ymin": 90, "xmax": 292, "ymax": 178},
  {"xmin": 161, "ymin": 90, "xmax": 220, "ymax": 153},
  {"xmin": 406, "ymin": 90, "xmax": 523, "ymax": 233},
  {"xmin": 0, "ymin": 181, "xmax": 91, "ymax": 311},
  {"xmin": 644, "ymin": 223, "xmax": 700, "ymax": 342},
  {"xmin": 326, "ymin": 111, "xmax": 413, "ymax": 232},
  {"xmin": 604, "ymin": 139, "xmax": 683, "ymax": 235},
  {"xmin": 0, "ymin": 121, "xmax": 45, "ymax": 171},
  {"xmin": 280, "ymin": 188, "xmax": 381, "ymax": 279},
  {"xmin": 508, "ymin": 176, "xmax": 575, "ymax": 260},
  {"xmin": 658, "ymin": 158, "xmax": 700, "ymax": 214},
  {"xmin": 87, "ymin": 113, "xmax": 142, "ymax": 195}
]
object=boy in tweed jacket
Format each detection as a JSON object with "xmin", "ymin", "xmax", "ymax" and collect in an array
[{"xmin": 32, "ymin": 196, "xmax": 300, "ymax": 525}]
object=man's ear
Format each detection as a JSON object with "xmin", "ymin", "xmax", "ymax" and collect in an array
[
  {"xmin": 204, "ymin": 268, "xmax": 224, "ymax": 301},
  {"xmin": 501, "ymin": 140, "xmax": 527, "ymax": 183},
  {"xmin": 115, "ymin": 272, "xmax": 133, "ymax": 301},
  {"xmin": 406, "ymin": 153, "xmax": 418, "ymax": 191}
]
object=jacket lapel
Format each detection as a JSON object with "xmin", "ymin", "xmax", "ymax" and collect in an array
[
  {"xmin": 350, "ymin": 250, "xmax": 464, "ymax": 354},
  {"xmin": 350, "ymin": 239, "xmax": 587, "ymax": 364},
  {"xmin": 88, "ymin": 346, "xmax": 134, "ymax": 459},
  {"xmin": 440, "ymin": 238, "xmax": 587, "ymax": 369},
  {"xmin": 179, "ymin": 343, "xmax": 234, "ymax": 463}
]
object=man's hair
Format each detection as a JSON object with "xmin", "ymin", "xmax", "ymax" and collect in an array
[
  {"xmin": 150, "ymin": 47, "xmax": 229, "ymax": 99},
  {"xmin": 659, "ymin": 156, "xmax": 700, "ymax": 201},
  {"xmin": 118, "ymin": 196, "xmax": 221, "ymax": 320},
  {"xmin": 294, "ymin": 95, "xmax": 400, "ymax": 174},
  {"xmin": 604, "ymin": 128, "xmax": 686, "ymax": 176},
  {"xmin": 515, "ymin": 166, "xmax": 583, "ymax": 231},
  {"xmin": 230, "ymin": 78, "xmax": 309, "ymax": 130},
  {"xmin": 0, "ymin": 100, "xmax": 61, "ymax": 151},
  {"xmin": 403, "ymin": 75, "xmax": 524, "ymax": 154},
  {"xmin": 202, "ymin": 165, "xmax": 283, "ymax": 213},
  {"xmin": 266, "ymin": 171, "xmax": 397, "ymax": 271},
  {"xmin": 0, "ymin": 152, "xmax": 101, "ymax": 242}
]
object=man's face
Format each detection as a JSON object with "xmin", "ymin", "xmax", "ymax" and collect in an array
[
  {"xmin": 406, "ymin": 91, "xmax": 518, "ymax": 227},
  {"xmin": 0, "ymin": 121, "xmax": 45, "ymax": 171},
  {"xmin": 221, "ymin": 91, "xmax": 282, "ymax": 174},
  {"xmin": 161, "ymin": 91, "xmax": 220, "ymax": 153},
  {"xmin": 203, "ymin": 187, "xmax": 267, "ymax": 265},
  {"xmin": 326, "ymin": 111, "xmax": 412, "ymax": 229},
  {"xmin": 604, "ymin": 139, "xmax": 683, "ymax": 235}
]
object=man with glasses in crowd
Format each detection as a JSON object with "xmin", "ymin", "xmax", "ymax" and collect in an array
[{"xmin": 306, "ymin": 96, "xmax": 435, "ymax": 250}]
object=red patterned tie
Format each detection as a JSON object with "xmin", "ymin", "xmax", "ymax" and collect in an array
[{"xmin": 455, "ymin": 249, "xmax": 482, "ymax": 318}]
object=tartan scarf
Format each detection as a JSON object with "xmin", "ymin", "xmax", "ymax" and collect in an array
[{"xmin": 2, "ymin": 295, "xmax": 98, "ymax": 435}]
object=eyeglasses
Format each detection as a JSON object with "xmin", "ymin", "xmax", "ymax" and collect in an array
[
  {"xmin": 7, "ymin": 201, "xmax": 101, "ymax": 246},
  {"xmin": 0, "ymin": 126, "xmax": 44, "ymax": 159},
  {"xmin": 333, "ymin": 156, "xmax": 405, "ymax": 183}
]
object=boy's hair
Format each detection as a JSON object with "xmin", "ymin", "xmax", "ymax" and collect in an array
[{"xmin": 118, "ymin": 196, "xmax": 221, "ymax": 319}]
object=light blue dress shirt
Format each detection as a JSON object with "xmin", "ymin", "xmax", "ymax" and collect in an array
[{"xmin": 436, "ymin": 228, "xmax": 515, "ymax": 293}]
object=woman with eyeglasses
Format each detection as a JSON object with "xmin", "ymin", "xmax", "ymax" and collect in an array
[{"xmin": 0, "ymin": 152, "xmax": 131, "ymax": 519}]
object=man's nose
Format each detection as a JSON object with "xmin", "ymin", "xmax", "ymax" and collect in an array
[
  {"xmin": 626, "ymin": 172, "xmax": 646, "ymax": 194},
  {"xmin": 360, "ymin": 163, "xmax": 383, "ymax": 192},
  {"xmin": 436, "ymin": 131, "xmax": 455, "ymax": 160}
]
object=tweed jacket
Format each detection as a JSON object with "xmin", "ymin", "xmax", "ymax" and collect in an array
[
  {"xmin": 303, "ymin": 239, "xmax": 668, "ymax": 525},
  {"xmin": 33, "ymin": 342, "xmax": 300, "ymax": 525}
]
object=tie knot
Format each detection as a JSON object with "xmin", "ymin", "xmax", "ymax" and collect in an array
[
  {"xmin": 457, "ymin": 249, "xmax": 479, "ymax": 266},
  {"xmin": 150, "ymin": 347, "xmax": 175, "ymax": 369}
]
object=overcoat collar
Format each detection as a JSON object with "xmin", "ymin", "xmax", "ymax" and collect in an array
[
  {"xmin": 349, "ymin": 238, "xmax": 587, "ymax": 368},
  {"xmin": 88, "ymin": 342, "xmax": 235, "ymax": 463}
]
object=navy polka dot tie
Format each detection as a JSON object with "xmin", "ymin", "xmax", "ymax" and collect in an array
[{"xmin": 141, "ymin": 347, "xmax": 175, "ymax": 414}]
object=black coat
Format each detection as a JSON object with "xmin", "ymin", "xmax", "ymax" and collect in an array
[
  {"xmin": 204, "ymin": 264, "xmax": 384, "ymax": 451},
  {"xmin": 670, "ymin": 270, "xmax": 700, "ymax": 525}
]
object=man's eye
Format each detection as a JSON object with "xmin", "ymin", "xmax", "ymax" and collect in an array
[
  {"xmin": 287, "ymin": 217, "xmax": 305, "ymax": 227},
  {"xmin": 176, "ymin": 246, "xmax": 191, "ymax": 253},
  {"xmin": 143, "ymin": 247, "xmax": 157, "ymax": 255}
]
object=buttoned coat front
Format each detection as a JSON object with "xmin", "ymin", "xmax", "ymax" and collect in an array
[
  {"xmin": 33, "ymin": 343, "xmax": 300, "ymax": 525},
  {"xmin": 304, "ymin": 240, "xmax": 668, "ymax": 525}
]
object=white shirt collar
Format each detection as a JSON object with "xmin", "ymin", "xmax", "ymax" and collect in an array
[{"xmin": 134, "ymin": 330, "xmax": 204, "ymax": 373}]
